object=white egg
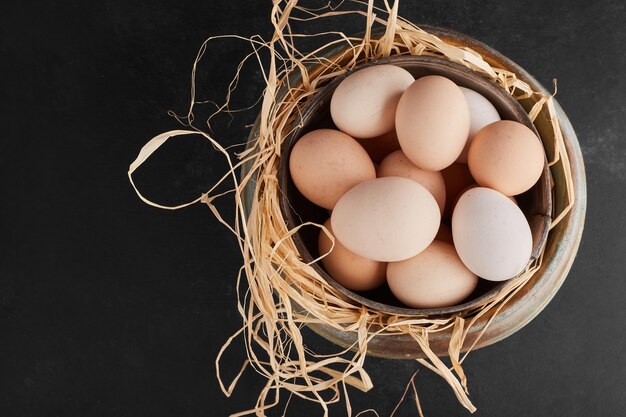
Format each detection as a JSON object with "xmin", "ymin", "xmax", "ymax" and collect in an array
[
  {"xmin": 452, "ymin": 187, "xmax": 532, "ymax": 281},
  {"xmin": 456, "ymin": 87, "xmax": 501, "ymax": 163}
]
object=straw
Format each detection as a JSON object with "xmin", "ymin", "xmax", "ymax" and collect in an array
[{"xmin": 128, "ymin": 0, "xmax": 575, "ymax": 415}]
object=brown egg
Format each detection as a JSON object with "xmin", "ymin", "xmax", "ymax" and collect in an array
[
  {"xmin": 452, "ymin": 187, "xmax": 532, "ymax": 281},
  {"xmin": 441, "ymin": 163, "xmax": 475, "ymax": 219},
  {"xmin": 434, "ymin": 223, "xmax": 454, "ymax": 244},
  {"xmin": 395, "ymin": 75, "xmax": 470, "ymax": 171},
  {"xmin": 377, "ymin": 150, "xmax": 446, "ymax": 214},
  {"xmin": 468, "ymin": 120, "xmax": 544, "ymax": 196},
  {"xmin": 289, "ymin": 129, "xmax": 376, "ymax": 209},
  {"xmin": 331, "ymin": 177, "xmax": 440, "ymax": 262},
  {"xmin": 357, "ymin": 130, "xmax": 401, "ymax": 163},
  {"xmin": 318, "ymin": 220, "xmax": 386, "ymax": 291},
  {"xmin": 330, "ymin": 65, "xmax": 414, "ymax": 138},
  {"xmin": 387, "ymin": 241, "xmax": 478, "ymax": 308}
]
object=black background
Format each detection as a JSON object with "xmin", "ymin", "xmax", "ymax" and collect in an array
[{"xmin": 2, "ymin": 1, "xmax": 625, "ymax": 416}]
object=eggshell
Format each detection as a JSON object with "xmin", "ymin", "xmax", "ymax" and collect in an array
[
  {"xmin": 450, "ymin": 183, "xmax": 517, "ymax": 214},
  {"xmin": 468, "ymin": 120, "xmax": 544, "ymax": 196},
  {"xmin": 377, "ymin": 150, "xmax": 446, "ymax": 214},
  {"xmin": 395, "ymin": 75, "xmax": 470, "ymax": 171},
  {"xmin": 441, "ymin": 163, "xmax": 475, "ymax": 219},
  {"xmin": 330, "ymin": 65, "xmax": 414, "ymax": 138},
  {"xmin": 434, "ymin": 223, "xmax": 453, "ymax": 244},
  {"xmin": 452, "ymin": 187, "xmax": 533, "ymax": 281},
  {"xmin": 387, "ymin": 241, "xmax": 478, "ymax": 308},
  {"xmin": 357, "ymin": 130, "xmax": 401, "ymax": 163},
  {"xmin": 318, "ymin": 220, "xmax": 386, "ymax": 291},
  {"xmin": 456, "ymin": 87, "xmax": 501, "ymax": 163},
  {"xmin": 289, "ymin": 129, "xmax": 376, "ymax": 209},
  {"xmin": 331, "ymin": 177, "xmax": 440, "ymax": 262}
]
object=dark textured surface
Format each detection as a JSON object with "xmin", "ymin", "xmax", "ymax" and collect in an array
[{"xmin": 1, "ymin": 1, "xmax": 624, "ymax": 416}]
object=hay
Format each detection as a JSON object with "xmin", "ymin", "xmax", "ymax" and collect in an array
[{"xmin": 128, "ymin": 0, "xmax": 575, "ymax": 415}]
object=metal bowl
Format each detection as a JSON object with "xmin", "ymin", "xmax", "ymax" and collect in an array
[
  {"xmin": 242, "ymin": 26, "xmax": 586, "ymax": 358},
  {"xmin": 278, "ymin": 55, "xmax": 552, "ymax": 316}
]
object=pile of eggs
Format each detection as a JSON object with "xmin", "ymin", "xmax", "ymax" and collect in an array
[{"xmin": 288, "ymin": 64, "xmax": 545, "ymax": 309}]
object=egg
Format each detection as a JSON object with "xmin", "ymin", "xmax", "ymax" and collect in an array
[
  {"xmin": 456, "ymin": 87, "xmax": 501, "ymax": 163},
  {"xmin": 318, "ymin": 219, "xmax": 386, "ymax": 291},
  {"xmin": 330, "ymin": 65, "xmax": 414, "ymax": 138},
  {"xmin": 357, "ymin": 130, "xmax": 401, "ymax": 163},
  {"xmin": 452, "ymin": 187, "xmax": 533, "ymax": 281},
  {"xmin": 331, "ymin": 177, "xmax": 440, "ymax": 262},
  {"xmin": 377, "ymin": 150, "xmax": 446, "ymax": 214},
  {"xmin": 441, "ymin": 163, "xmax": 475, "ymax": 219},
  {"xmin": 450, "ymin": 183, "xmax": 518, "ymax": 214},
  {"xmin": 387, "ymin": 241, "xmax": 478, "ymax": 308},
  {"xmin": 434, "ymin": 223, "xmax": 453, "ymax": 244},
  {"xmin": 468, "ymin": 120, "xmax": 544, "ymax": 196},
  {"xmin": 395, "ymin": 75, "xmax": 470, "ymax": 171},
  {"xmin": 289, "ymin": 129, "xmax": 376, "ymax": 209}
]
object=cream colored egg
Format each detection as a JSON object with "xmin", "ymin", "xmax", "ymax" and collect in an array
[
  {"xmin": 318, "ymin": 220, "xmax": 386, "ymax": 291},
  {"xmin": 289, "ymin": 129, "xmax": 376, "ymax": 209},
  {"xmin": 395, "ymin": 75, "xmax": 470, "ymax": 171},
  {"xmin": 387, "ymin": 241, "xmax": 478, "ymax": 308},
  {"xmin": 330, "ymin": 65, "xmax": 414, "ymax": 138},
  {"xmin": 452, "ymin": 187, "xmax": 532, "ymax": 281},
  {"xmin": 456, "ymin": 87, "xmax": 501, "ymax": 163},
  {"xmin": 377, "ymin": 150, "xmax": 446, "ymax": 214},
  {"xmin": 331, "ymin": 177, "xmax": 440, "ymax": 262}
]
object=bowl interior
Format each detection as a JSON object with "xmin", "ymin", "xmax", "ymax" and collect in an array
[{"xmin": 278, "ymin": 55, "xmax": 552, "ymax": 316}]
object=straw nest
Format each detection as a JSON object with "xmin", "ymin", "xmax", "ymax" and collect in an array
[{"xmin": 128, "ymin": 1, "xmax": 575, "ymax": 415}]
